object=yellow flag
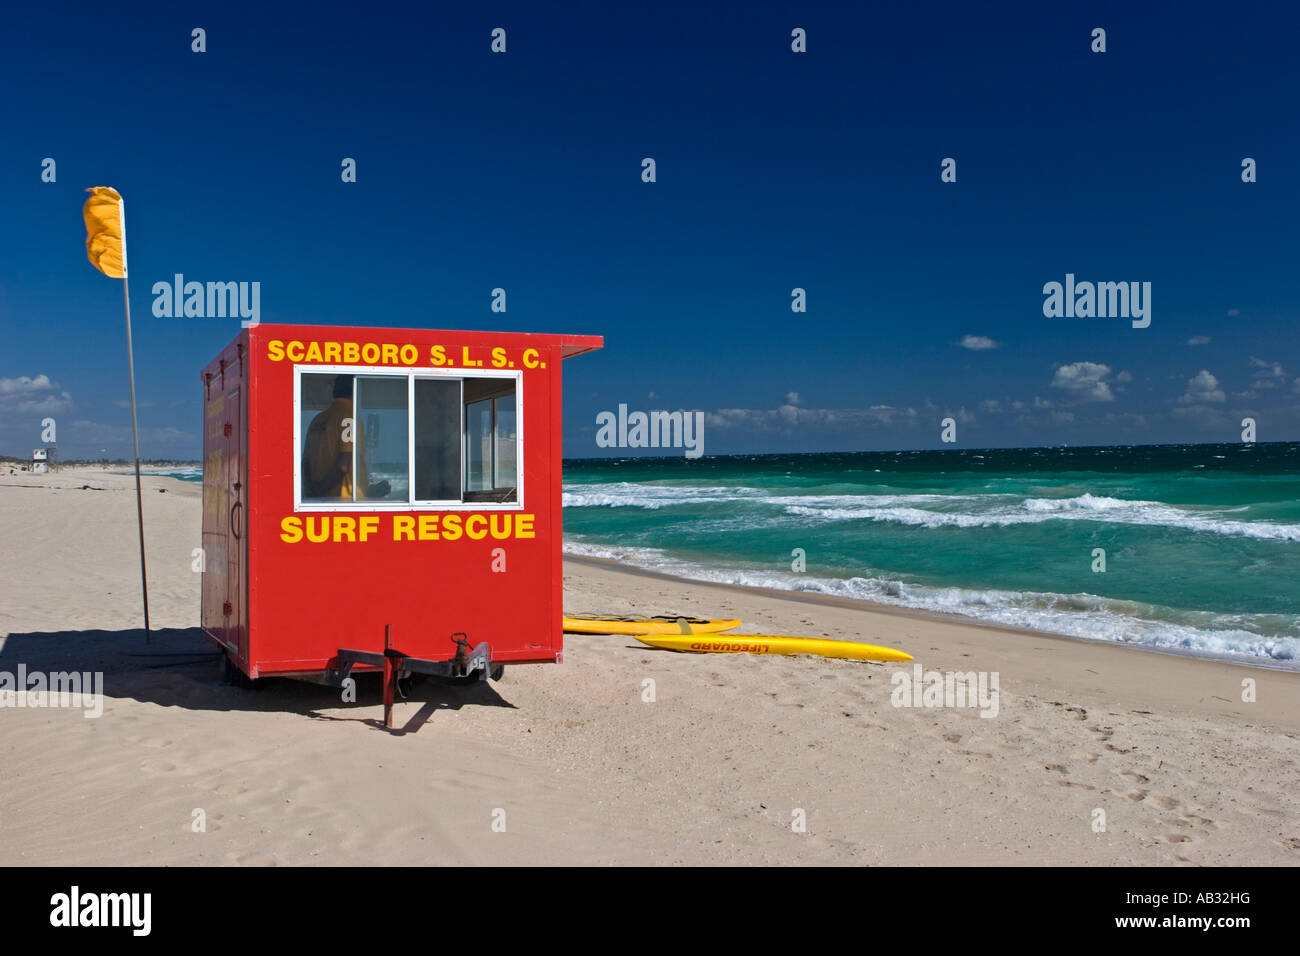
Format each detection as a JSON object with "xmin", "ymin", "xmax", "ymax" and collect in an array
[{"xmin": 84, "ymin": 186, "xmax": 127, "ymax": 279}]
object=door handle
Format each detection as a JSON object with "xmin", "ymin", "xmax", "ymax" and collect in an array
[{"xmin": 230, "ymin": 499, "xmax": 243, "ymax": 539}]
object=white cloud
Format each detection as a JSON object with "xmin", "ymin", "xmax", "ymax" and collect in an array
[
  {"xmin": 978, "ymin": 399, "xmax": 1002, "ymax": 413},
  {"xmin": 1105, "ymin": 412, "xmax": 1148, "ymax": 427},
  {"xmin": 958, "ymin": 335, "xmax": 1000, "ymax": 351},
  {"xmin": 1187, "ymin": 336, "xmax": 1211, "ymax": 346},
  {"xmin": 0, "ymin": 374, "xmax": 56, "ymax": 395},
  {"xmin": 1050, "ymin": 362, "xmax": 1115, "ymax": 402},
  {"xmin": 1171, "ymin": 404, "xmax": 1228, "ymax": 425},
  {"xmin": 1249, "ymin": 357, "xmax": 1285, "ymax": 388},
  {"xmin": 65, "ymin": 420, "xmax": 192, "ymax": 448},
  {"xmin": 0, "ymin": 373, "xmax": 74, "ymax": 414},
  {"xmin": 1178, "ymin": 369, "xmax": 1225, "ymax": 405},
  {"xmin": 705, "ymin": 403, "xmax": 918, "ymax": 432},
  {"xmin": 785, "ymin": 392, "xmax": 801, "ymax": 406},
  {"xmin": 1013, "ymin": 396, "xmax": 1052, "ymax": 411}
]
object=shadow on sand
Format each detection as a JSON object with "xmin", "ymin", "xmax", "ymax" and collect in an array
[{"xmin": 0, "ymin": 626, "xmax": 515, "ymax": 734}]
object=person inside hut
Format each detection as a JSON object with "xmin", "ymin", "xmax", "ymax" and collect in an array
[{"xmin": 303, "ymin": 375, "xmax": 391, "ymax": 500}]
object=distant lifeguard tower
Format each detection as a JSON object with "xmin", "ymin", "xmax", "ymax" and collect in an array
[{"xmin": 31, "ymin": 448, "xmax": 48, "ymax": 474}]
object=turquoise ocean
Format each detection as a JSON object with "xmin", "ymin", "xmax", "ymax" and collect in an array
[
  {"xmin": 560, "ymin": 443, "xmax": 1300, "ymax": 669},
  {"xmin": 150, "ymin": 443, "xmax": 1299, "ymax": 667}
]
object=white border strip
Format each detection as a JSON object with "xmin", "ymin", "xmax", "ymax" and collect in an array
[{"xmin": 292, "ymin": 363, "xmax": 523, "ymax": 513}]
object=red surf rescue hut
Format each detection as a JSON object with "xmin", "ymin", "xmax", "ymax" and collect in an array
[{"xmin": 200, "ymin": 324, "xmax": 601, "ymax": 723}]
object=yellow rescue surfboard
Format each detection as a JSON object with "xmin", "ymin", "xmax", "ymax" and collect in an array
[
  {"xmin": 633, "ymin": 633, "xmax": 913, "ymax": 662},
  {"xmin": 562, "ymin": 615, "xmax": 742, "ymax": 636}
]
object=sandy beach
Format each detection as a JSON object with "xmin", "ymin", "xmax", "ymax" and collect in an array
[{"xmin": 1, "ymin": 468, "xmax": 1297, "ymax": 866}]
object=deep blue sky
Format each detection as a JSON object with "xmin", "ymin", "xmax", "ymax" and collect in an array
[{"xmin": 2, "ymin": 0, "xmax": 1297, "ymax": 459}]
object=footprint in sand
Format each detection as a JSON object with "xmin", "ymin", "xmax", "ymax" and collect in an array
[
  {"xmin": 1162, "ymin": 833, "xmax": 1194, "ymax": 844},
  {"xmin": 1126, "ymin": 789, "xmax": 1149, "ymax": 802},
  {"xmin": 225, "ymin": 851, "xmax": 278, "ymax": 865},
  {"xmin": 1117, "ymin": 771, "xmax": 1149, "ymax": 784},
  {"xmin": 1148, "ymin": 795, "xmax": 1179, "ymax": 811}
]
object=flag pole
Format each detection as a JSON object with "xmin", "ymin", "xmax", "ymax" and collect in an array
[{"xmin": 119, "ymin": 198, "xmax": 151, "ymax": 641}]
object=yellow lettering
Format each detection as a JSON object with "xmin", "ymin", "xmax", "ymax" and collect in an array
[
  {"xmin": 491, "ymin": 347, "xmax": 508, "ymax": 368},
  {"xmin": 305, "ymin": 341, "xmax": 323, "ymax": 362},
  {"xmin": 515, "ymin": 514, "xmax": 535, "ymax": 538},
  {"xmin": 430, "ymin": 345, "xmax": 447, "ymax": 366},
  {"xmin": 400, "ymin": 344, "xmax": 418, "ymax": 365},
  {"xmin": 381, "ymin": 343, "xmax": 398, "ymax": 365},
  {"xmin": 286, "ymin": 341, "xmax": 306, "ymax": 362},
  {"xmin": 393, "ymin": 516, "xmax": 415, "ymax": 540},
  {"xmin": 334, "ymin": 516, "xmax": 356, "ymax": 542},
  {"xmin": 361, "ymin": 343, "xmax": 380, "ymax": 364},
  {"xmin": 442, "ymin": 514, "xmax": 463, "ymax": 540},
  {"xmin": 323, "ymin": 341, "xmax": 341, "ymax": 363},
  {"xmin": 359, "ymin": 516, "xmax": 380, "ymax": 541},
  {"xmin": 489, "ymin": 514, "xmax": 512, "ymax": 539},
  {"xmin": 268, "ymin": 339, "xmax": 284, "ymax": 362},
  {"xmin": 280, "ymin": 516, "xmax": 303, "ymax": 543},
  {"xmin": 465, "ymin": 514, "xmax": 487, "ymax": 539},
  {"xmin": 343, "ymin": 342, "xmax": 359, "ymax": 363},
  {"xmin": 522, "ymin": 348, "xmax": 540, "ymax": 368},
  {"xmin": 418, "ymin": 515, "xmax": 440, "ymax": 540}
]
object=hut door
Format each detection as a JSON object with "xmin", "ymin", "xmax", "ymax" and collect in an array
[{"xmin": 225, "ymin": 387, "xmax": 244, "ymax": 660}]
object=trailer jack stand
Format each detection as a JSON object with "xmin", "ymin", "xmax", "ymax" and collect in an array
[{"xmin": 333, "ymin": 625, "xmax": 494, "ymax": 730}]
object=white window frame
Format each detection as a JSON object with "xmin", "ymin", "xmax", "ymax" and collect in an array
[
  {"xmin": 292, "ymin": 363, "xmax": 524, "ymax": 513},
  {"xmin": 464, "ymin": 390, "xmax": 518, "ymax": 496}
]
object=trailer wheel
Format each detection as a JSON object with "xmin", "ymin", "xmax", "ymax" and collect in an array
[
  {"xmin": 396, "ymin": 672, "xmax": 425, "ymax": 697},
  {"xmin": 490, "ymin": 665, "xmax": 505, "ymax": 682}
]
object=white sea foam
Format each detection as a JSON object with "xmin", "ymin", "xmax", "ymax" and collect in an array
[
  {"xmin": 562, "ymin": 539, "xmax": 1300, "ymax": 665},
  {"xmin": 563, "ymin": 484, "xmax": 1300, "ymax": 541},
  {"xmin": 562, "ymin": 483, "xmax": 766, "ymax": 509}
]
